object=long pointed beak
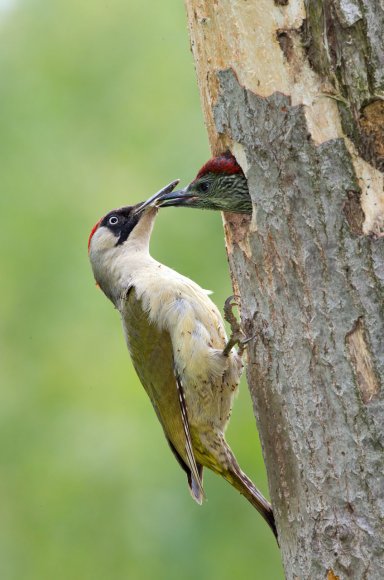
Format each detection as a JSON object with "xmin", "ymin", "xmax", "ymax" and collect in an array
[
  {"xmin": 155, "ymin": 187, "xmax": 197, "ymax": 207},
  {"xmin": 135, "ymin": 179, "xmax": 180, "ymax": 214}
]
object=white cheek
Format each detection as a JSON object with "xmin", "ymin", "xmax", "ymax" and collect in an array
[
  {"xmin": 92, "ymin": 227, "xmax": 117, "ymax": 252},
  {"xmin": 89, "ymin": 226, "xmax": 121, "ymax": 293}
]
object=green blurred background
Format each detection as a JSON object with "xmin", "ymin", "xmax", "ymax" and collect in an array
[{"xmin": 0, "ymin": 1, "xmax": 283, "ymax": 578}]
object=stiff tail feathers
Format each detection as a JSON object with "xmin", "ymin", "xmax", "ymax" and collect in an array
[{"xmin": 223, "ymin": 448, "xmax": 278, "ymax": 541}]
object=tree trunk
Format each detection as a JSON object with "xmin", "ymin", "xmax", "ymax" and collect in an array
[{"xmin": 184, "ymin": 1, "xmax": 384, "ymax": 578}]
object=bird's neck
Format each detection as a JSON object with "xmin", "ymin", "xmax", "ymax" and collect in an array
[
  {"xmin": 95, "ymin": 244, "xmax": 154, "ymax": 307},
  {"xmin": 94, "ymin": 211, "xmax": 157, "ymax": 306}
]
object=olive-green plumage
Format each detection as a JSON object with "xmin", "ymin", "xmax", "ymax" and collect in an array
[
  {"xmin": 88, "ymin": 186, "xmax": 276, "ymax": 540},
  {"xmin": 157, "ymin": 152, "xmax": 252, "ymax": 214},
  {"xmin": 123, "ymin": 287, "xmax": 204, "ymax": 502}
]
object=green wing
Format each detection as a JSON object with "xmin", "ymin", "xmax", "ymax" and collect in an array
[{"xmin": 123, "ymin": 287, "xmax": 204, "ymax": 503}]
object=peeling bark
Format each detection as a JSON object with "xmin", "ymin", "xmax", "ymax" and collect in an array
[
  {"xmin": 346, "ymin": 317, "xmax": 380, "ymax": 404},
  {"xmin": 185, "ymin": 1, "xmax": 384, "ymax": 578},
  {"xmin": 303, "ymin": 0, "xmax": 384, "ymax": 171}
]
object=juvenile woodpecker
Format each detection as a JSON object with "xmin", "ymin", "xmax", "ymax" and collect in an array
[
  {"xmin": 88, "ymin": 181, "xmax": 276, "ymax": 539},
  {"xmin": 156, "ymin": 152, "xmax": 252, "ymax": 213}
]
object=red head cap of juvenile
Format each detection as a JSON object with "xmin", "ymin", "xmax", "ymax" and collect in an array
[{"xmin": 156, "ymin": 151, "xmax": 251, "ymax": 213}]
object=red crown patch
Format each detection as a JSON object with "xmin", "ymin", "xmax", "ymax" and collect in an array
[{"xmin": 195, "ymin": 152, "xmax": 243, "ymax": 180}]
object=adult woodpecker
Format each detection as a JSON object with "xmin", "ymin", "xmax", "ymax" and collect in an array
[
  {"xmin": 155, "ymin": 152, "xmax": 252, "ymax": 213},
  {"xmin": 88, "ymin": 181, "xmax": 276, "ymax": 539}
]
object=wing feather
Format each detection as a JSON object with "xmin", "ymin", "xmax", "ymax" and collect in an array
[
  {"xmin": 122, "ymin": 287, "xmax": 204, "ymax": 503},
  {"xmin": 174, "ymin": 370, "xmax": 204, "ymax": 503}
]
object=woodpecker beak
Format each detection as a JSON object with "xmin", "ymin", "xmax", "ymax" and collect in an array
[
  {"xmin": 136, "ymin": 179, "xmax": 180, "ymax": 214},
  {"xmin": 155, "ymin": 186, "xmax": 198, "ymax": 207}
]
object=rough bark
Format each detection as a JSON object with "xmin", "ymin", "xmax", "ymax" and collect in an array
[{"xmin": 184, "ymin": 1, "xmax": 384, "ymax": 578}]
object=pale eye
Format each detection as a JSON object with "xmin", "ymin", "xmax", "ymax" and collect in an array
[{"xmin": 109, "ymin": 216, "xmax": 119, "ymax": 226}]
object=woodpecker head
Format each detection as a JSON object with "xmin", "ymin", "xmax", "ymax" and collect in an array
[
  {"xmin": 88, "ymin": 180, "xmax": 179, "ymax": 301},
  {"xmin": 88, "ymin": 179, "xmax": 179, "ymax": 254},
  {"xmin": 155, "ymin": 152, "xmax": 252, "ymax": 214}
]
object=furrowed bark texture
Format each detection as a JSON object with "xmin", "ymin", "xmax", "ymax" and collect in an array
[{"xmin": 185, "ymin": 1, "xmax": 384, "ymax": 578}]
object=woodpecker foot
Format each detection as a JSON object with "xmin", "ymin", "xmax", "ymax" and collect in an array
[{"xmin": 223, "ymin": 296, "xmax": 252, "ymax": 357}]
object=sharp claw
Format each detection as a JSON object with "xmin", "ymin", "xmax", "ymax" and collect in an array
[
  {"xmin": 236, "ymin": 332, "xmax": 257, "ymax": 356},
  {"xmin": 223, "ymin": 295, "xmax": 252, "ymax": 356},
  {"xmin": 241, "ymin": 333, "xmax": 257, "ymax": 346}
]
